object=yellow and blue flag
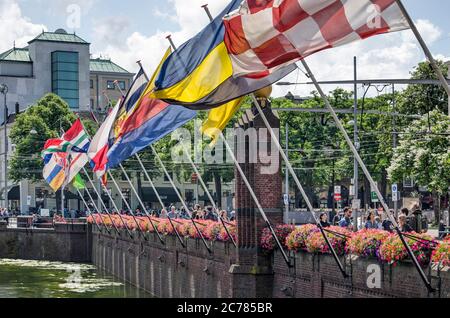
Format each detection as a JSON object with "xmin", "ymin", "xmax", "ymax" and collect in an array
[
  {"xmin": 152, "ymin": 0, "xmax": 296, "ymax": 110},
  {"xmin": 106, "ymin": 49, "xmax": 197, "ymax": 169}
]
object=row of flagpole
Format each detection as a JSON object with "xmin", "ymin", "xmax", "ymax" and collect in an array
[{"xmin": 56, "ymin": 0, "xmax": 446, "ymax": 293}]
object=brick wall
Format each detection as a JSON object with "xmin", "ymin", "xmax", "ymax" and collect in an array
[
  {"xmin": 272, "ymin": 250, "xmax": 450, "ymax": 298},
  {"xmin": 91, "ymin": 227, "xmax": 237, "ymax": 298}
]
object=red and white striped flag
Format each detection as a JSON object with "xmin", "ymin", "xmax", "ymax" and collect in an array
[{"xmin": 223, "ymin": 0, "xmax": 410, "ymax": 77}]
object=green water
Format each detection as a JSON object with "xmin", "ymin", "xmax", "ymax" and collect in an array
[{"xmin": 0, "ymin": 259, "xmax": 153, "ymax": 298}]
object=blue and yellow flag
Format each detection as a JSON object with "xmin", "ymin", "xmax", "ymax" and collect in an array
[{"xmin": 152, "ymin": 0, "xmax": 296, "ymax": 110}]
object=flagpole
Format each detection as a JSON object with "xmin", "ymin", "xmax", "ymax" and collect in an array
[
  {"xmin": 107, "ymin": 170, "xmax": 148, "ymax": 240},
  {"xmin": 251, "ymin": 94, "xmax": 348, "ymax": 277},
  {"xmin": 82, "ymin": 167, "xmax": 121, "ymax": 235},
  {"xmin": 100, "ymin": 179, "xmax": 134, "ymax": 239},
  {"xmin": 200, "ymin": 2, "xmax": 291, "ymax": 268},
  {"xmin": 183, "ymin": 147, "xmax": 237, "ymax": 248},
  {"xmin": 299, "ymin": 58, "xmax": 434, "ymax": 292},
  {"xmin": 83, "ymin": 180, "xmax": 111, "ymax": 234},
  {"xmin": 116, "ymin": 165, "xmax": 165, "ymax": 244},
  {"xmin": 131, "ymin": 62, "xmax": 211, "ymax": 252},
  {"xmin": 134, "ymin": 154, "xmax": 186, "ymax": 247},
  {"xmin": 219, "ymin": 132, "xmax": 291, "ymax": 267},
  {"xmin": 395, "ymin": 0, "xmax": 450, "ymax": 116},
  {"xmin": 76, "ymin": 188, "xmax": 101, "ymax": 232},
  {"xmin": 151, "ymin": 144, "xmax": 212, "ymax": 253}
]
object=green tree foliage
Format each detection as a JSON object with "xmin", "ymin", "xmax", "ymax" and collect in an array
[
  {"xmin": 388, "ymin": 110, "xmax": 450, "ymax": 194},
  {"xmin": 9, "ymin": 93, "xmax": 97, "ymax": 183},
  {"xmin": 398, "ymin": 60, "xmax": 448, "ymax": 115}
]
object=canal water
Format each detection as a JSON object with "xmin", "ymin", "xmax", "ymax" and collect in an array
[{"xmin": 0, "ymin": 259, "xmax": 153, "ymax": 298}]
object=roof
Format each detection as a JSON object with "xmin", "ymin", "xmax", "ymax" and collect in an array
[
  {"xmin": 28, "ymin": 31, "xmax": 89, "ymax": 45},
  {"xmin": 90, "ymin": 58, "xmax": 132, "ymax": 74},
  {"xmin": 0, "ymin": 48, "xmax": 31, "ymax": 63}
]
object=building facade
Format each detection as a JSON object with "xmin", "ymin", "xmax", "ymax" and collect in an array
[{"xmin": 0, "ymin": 29, "xmax": 234, "ymax": 215}]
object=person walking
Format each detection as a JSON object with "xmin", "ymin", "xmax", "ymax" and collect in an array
[
  {"xmin": 338, "ymin": 207, "xmax": 353, "ymax": 230},
  {"xmin": 320, "ymin": 213, "xmax": 331, "ymax": 228},
  {"xmin": 365, "ymin": 211, "xmax": 379, "ymax": 229},
  {"xmin": 398, "ymin": 214, "xmax": 413, "ymax": 233}
]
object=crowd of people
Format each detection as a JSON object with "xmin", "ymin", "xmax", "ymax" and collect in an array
[
  {"xmin": 319, "ymin": 204, "xmax": 430, "ymax": 234},
  {"xmin": 101, "ymin": 204, "xmax": 236, "ymax": 223}
]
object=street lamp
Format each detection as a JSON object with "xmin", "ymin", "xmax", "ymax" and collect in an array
[{"xmin": 0, "ymin": 84, "xmax": 8, "ymax": 210}]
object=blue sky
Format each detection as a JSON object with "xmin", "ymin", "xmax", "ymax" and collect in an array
[{"xmin": 2, "ymin": 0, "xmax": 450, "ymax": 97}]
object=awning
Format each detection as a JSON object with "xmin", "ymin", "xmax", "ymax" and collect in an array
[
  {"xmin": 141, "ymin": 187, "xmax": 180, "ymax": 203},
  {"xmin": 8, "ymin": 185, "xmax": 20, "ymax": 200}
]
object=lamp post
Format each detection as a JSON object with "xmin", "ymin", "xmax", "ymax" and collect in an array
[{"xmin": 0, "ymin": 84, "xmax": 8, "ymax": 210}]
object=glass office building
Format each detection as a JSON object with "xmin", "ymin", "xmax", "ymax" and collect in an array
[{"xmin": 51, "ymin": 51, "xmax": 79, "ymax": 109}]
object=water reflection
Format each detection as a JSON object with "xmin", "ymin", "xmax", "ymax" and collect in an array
[{"xmin": 0, "ymin": 259, "xmax": 152, "ymax": 298}]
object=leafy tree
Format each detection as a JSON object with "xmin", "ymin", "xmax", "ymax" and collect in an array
[
  {"xmin": 387, "ymin": 110, "xmax": 450, "ymax": 223},
  {"xmin": 398, "ymin": 60, "xmax": 448, "ymax": 115},
  {"xmin": 9, "ymin": 93, "xmax": 97, "ymax": 183}
]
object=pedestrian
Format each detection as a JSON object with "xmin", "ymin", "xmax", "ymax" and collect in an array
[
  {"xmin": 219, "ymin": 210, "xmax": 229, "ymax": 222},
  {"xmin": 338, "ymin": 207, "xmax": 353, "ymax": 230},
  {"xmin": 409, "ymin": 207, "xmax": 428, "ymax": 233},
  {"xmin": 205, "ymin": 206, "xmax": 218, "ymax": 221},
  {"xmin": 319, "ymin": 213, "xmax": 330, "ymax": 228},
  {"xmin": 168, "ymin": 206, "xmax": 178, "ymax": 219},
  {"xmin": 160, "ymin": 208, "xmax": 168, "ymax": 219},
  {"xmin": 332, "ymin": 211, "xmax": 343, "ymax": 226},
  {"xmin": 398, "ymin": 214, "xmax": 413, "ymax": 233},
  {"xmin": 230, "ymin": 210, "xmax": 236, "ymax": 222},
  {"xmin": 365, "ymin": 211, "xmax": 379, "ymax": 229}
]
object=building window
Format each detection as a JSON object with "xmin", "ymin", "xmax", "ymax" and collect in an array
[
  {"xmin": 52, "ymin": 51, "xmax": 79, "ymax": 109},
  {"xmin": 90, "ymin": 79, "xmax": 94, "ymax": 89},
  {"xmin": 117, "ymin": 81, "xmax": 126, "ymax": 91},
  {"xmin": 106, "ymin": 81, "xmax": 115, "ymax": 90},
  {"xmin": 90, "ymin": 99, "xmax": 94, "ymax": 109}
]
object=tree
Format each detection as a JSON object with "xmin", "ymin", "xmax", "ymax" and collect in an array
[
  {"xmin": 398, "ymin": 60, "xmax": 448, "ymax": 115},
  {"xmin": 9, "ymin": 93, "xmax": 97, "ymax": 183},
  {"xmin": 387, "ymin": 110, "xmax": 450, "ymax": 224}
]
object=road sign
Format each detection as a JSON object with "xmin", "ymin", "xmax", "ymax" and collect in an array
[
  {"xmin": 352, "ymin": 199, "xmax": 361, "ymax": 210},
  {"xmin": 191, "ymin": 173, "xmax": 198, "ymax": 184},
  {"xmin": 334, "ymin": 185, "xmax": 342, "ymax": 201},
  {"xmin": 283, "ymin": 194, "xmax": 289, "ymax": 206},
  {"xmin": 392, "ymin": 184, "xmax": 399, "ymax": 202},
  {"xmin": 371, "ymin": 182, "xmax": 379, "ymax": 203}
]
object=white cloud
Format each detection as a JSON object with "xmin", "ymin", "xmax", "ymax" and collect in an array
[
  {"xmin": 0, "ymin": 0, "xmax": 46, "ymax": 52},
  {"xmin": 94, "ymin": 0, "xmax": 230, "ymax": 74}
]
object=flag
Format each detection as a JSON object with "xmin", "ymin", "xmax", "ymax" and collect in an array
[
  {"xmin": 62, "ymin": 118, "xmax": 90, "ymax": 153},
  {"xmin": 42, "ymin": 138, "xmax": 70, "ymax": 162},
  {"xmin": 43, "ymin": 153, "xmax": 66, "ymax": 191},
  {"xmin": 43, "ymin": 152, "xmax": 89, "ymax": 191},
  {"xmin": 201, "ymin": 98, "xmax": 243, "ymax": 146},
  {"xmin": 73, "ymin": 174, "xmax": 86, "ymax": 190},
  {"xmin": 223, "ymin": 0, "xmax": 410, "ymax": 77},
  {"xmin": 152, "ymin": 0, "xmax": 296, "ymax": 110},
  {"xmin": 106, "ymin": 49, "xmax": 197, "ymax": 169},
  {"xmin": 88, "ymin": 99, "xmax": 122, "ymax": 178}
]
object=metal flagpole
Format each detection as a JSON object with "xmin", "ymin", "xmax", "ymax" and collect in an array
[
  {"xmin": 135, "ymin": 154, "xmax": 185, "ymax": 247},
  {"xmin": 107, "ymin": 170, "xmax": 147, "ymax": 240},
  {"xmin": 117, "ymin": 165, "xmax": 165, "ymax": 244},
  {"xmin": 299, "ymin": 58, "xmax": 434, "ymax": 292},
  {"xmin": 82, "ymin": 167, "xmax": 121, "ymax": 235},
  {"xmin": 251, "ymin": 96, "xmax": 346, "ymax": 274},
  {"xmin": 395, "ymin": 0, "xmax": 450, "ymax": 116},
  {"xmin": 105, "ymin": 84, "xmax": 163, "ymax": 243},
  {"xmin": 183, "ymin": 147, "xmax": 237, "ymax": 247},
  {"xmin": 200, "ymin": 3, "xmax": 290, "ymax": 265},
  {"xmin": 100, "ymin": 179, "xmax": 134, "ymax": 239},
  {"xmin": 83, "ymin": 180, "xmax": 111, "ymax": 233},
  {"xmin": 151, "ymin": 144, "xmax": 212, "ymax": 253},
  {"xmin": 219, "ymin": 132, "xmax": 291, "ymax": 267},
  {"xmin": 130, "ymin": 59, "xmax": 211, "ymax": 252},
  {"xmin": 76, "ymin": 188, "xmax": 101, "ymax": 232}
]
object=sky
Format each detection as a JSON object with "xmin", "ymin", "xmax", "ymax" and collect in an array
[{"xmin": 1, "ymin": 0, "xmax": 449, "ymax": 98}]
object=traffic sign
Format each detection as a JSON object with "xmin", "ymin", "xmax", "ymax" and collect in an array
[
  {"xmin": 392, "ymin": 184, "xmax": 399, "ymax": 202},
  {"xmin": 371, "ymin": 182, "xmax": 379, "ymax": 203}
]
